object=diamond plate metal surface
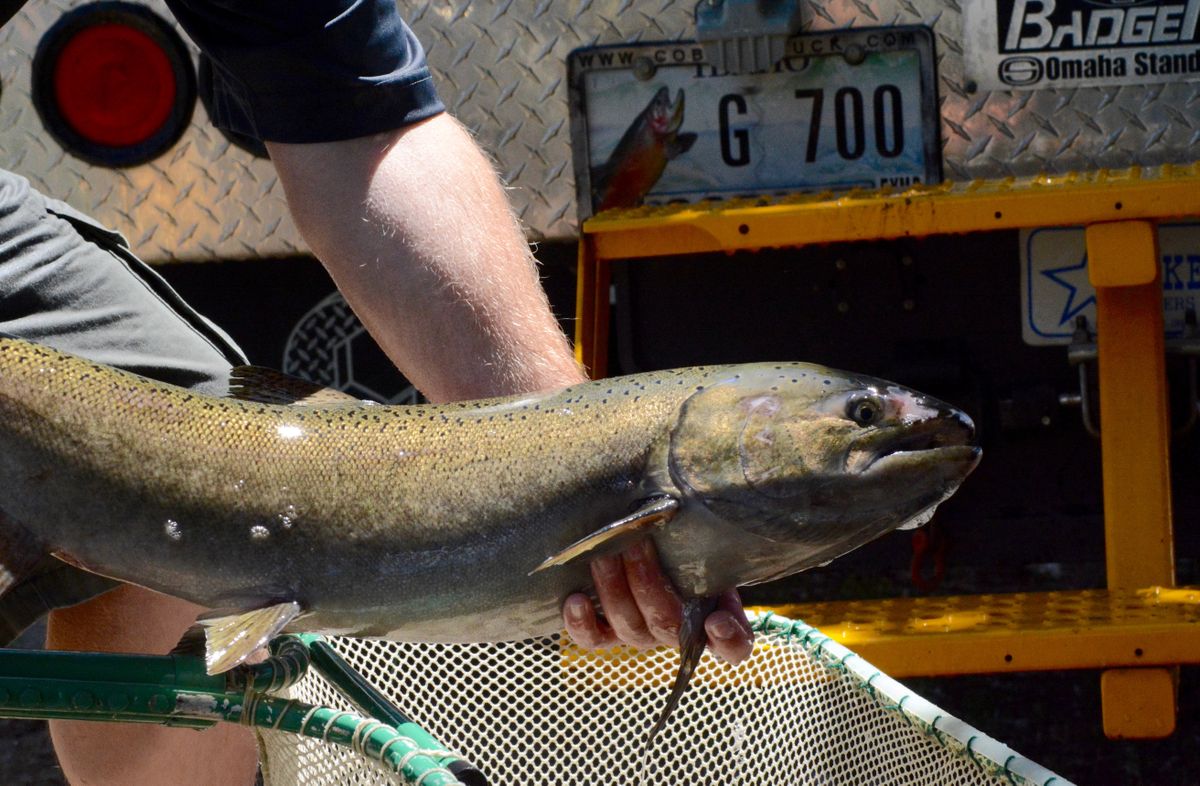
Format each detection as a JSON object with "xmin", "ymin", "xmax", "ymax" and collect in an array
[{"xmin": 1, "ymin": 0, "xmax": 1197, "ymax": 262}]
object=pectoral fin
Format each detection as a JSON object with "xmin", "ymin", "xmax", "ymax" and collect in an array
[
  {"xmin": 643, "ymin": 595, "xmax": 720, "ymax": 754},
  {"xmin": 666, "ymin": 132, "xmax": 697, "ymax": 159},
  {"xmin": 197, "ymin": 601, "xmax": 303, "ymax": 674},
  {"xmin": 529, "ymin": 496, "xmax": 679, "ymax": 574}
]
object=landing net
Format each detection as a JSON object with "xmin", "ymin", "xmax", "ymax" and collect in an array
[{"xmin": 259, "ymin": 612, "xmax": 1071, "ymax": 786}]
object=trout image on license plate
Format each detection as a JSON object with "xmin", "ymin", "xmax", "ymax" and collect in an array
[{"xmin": 568, "ymin": 27, "xmax": 941, "ymax": 219}]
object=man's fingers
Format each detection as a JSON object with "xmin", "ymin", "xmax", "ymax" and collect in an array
[
  {"xmin": 622, "ymin": 539, "xmax": 683, "ymax": 647},
  {"xmin": 590, "ymin": 554, "xmax": 659, "ymax": 649},
  {"xmin": 564, "ymin": 542, "xmax": 753, "ymax": 661},
  {"xmin": 562, "ymin": 593, "xmax": 620, "ymax": 650},
  {"xmin": 703, "ymin": 589, "xmax": 754, "ymax": 664}
]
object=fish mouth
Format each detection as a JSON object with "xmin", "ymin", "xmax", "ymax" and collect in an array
[
  {"xmin": 856, "ymin": 411, "xmax": 979, "ymax": 475},
  {"xmin": 864, "ymin": 443, "xmax": 981, "ymax": 475},
  {"xmin": 651, "ymin": 90, "xmax": 686, "ymax": 135}
]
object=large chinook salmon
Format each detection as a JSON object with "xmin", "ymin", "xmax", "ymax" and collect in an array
[{"xmin": 0, "ymin": 335, "xmax": 978, "ymax": 742}]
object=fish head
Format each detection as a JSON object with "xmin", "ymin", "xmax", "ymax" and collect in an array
[
  {"xmin": 664, "ymin": 364, "xmax": 980, "ymax": 582},
  {"xmin": 646, "ymin": 86, "xmax": 685, "ymax": 136}
]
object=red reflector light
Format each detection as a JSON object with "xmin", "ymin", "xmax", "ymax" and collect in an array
[
  {"xmin": 54, "ymin": 23, "xmax": 177, "ymax": 147},
  {"xmin": 33, "ymin": 3, "xmax": 196, "ymax": 167}
]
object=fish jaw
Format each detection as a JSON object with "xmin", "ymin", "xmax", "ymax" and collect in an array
[{"xmin": 649, "ymin": 89, "xmax": 686, "ymax": 136}]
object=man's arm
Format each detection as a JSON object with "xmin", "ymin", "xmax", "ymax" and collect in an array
[
  {"xmin": 266, "ymin": 113, "xmax": 578, "ymax": 401},
  {"xmin": 265, "ymin": 113, "xmax": 754, "ymax": 661}
]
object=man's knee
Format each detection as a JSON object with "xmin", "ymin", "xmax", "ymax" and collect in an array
[{"xmin": 46, "ymin": 587, "xmax": 259, "ymax": 786}]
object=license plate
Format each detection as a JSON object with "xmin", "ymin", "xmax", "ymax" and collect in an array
[{"xmin": 568, "ymin": 27, "xmax": 941, "ymax": 220}]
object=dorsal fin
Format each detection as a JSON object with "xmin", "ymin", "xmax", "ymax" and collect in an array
[{"xmin": 227, "ymin": 366, "xmax": 362, "ymax": 406}]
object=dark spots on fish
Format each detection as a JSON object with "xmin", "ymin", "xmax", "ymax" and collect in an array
[{"xmin": 823, "ymin": 379, "xmax": 832, "ymax": 386}]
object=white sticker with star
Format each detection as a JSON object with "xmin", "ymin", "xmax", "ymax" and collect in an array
[{"xmin": 1020, "ymin": 222, "xmax": 1200, "ymax": 346}]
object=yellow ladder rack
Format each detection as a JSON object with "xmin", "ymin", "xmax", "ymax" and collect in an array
[{"xmin": 574, "ymin": 164, "xmax": 1200, "ymax": 739}]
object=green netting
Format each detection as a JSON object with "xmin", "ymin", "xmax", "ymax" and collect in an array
[{"xmin": 258, "ymin": 612, "xmax": 1073, "ymax": 786}]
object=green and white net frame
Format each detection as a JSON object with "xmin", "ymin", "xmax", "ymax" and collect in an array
[{"xmin": 258, "ymin": 611, "xmax": 1073, "ymax": 786}]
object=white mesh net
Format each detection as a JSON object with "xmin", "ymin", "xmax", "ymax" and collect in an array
[{"xmin": 259, "ymin": 613, "xmax": 1070, "ymax": 786}]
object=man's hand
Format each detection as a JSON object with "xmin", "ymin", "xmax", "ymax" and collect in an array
[{"xmin": 562, "ymin": 539, "xmax": 755, "ymax": 663}]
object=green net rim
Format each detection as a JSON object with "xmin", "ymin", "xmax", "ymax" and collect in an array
[{"xmin": 748, "ymin": 611, "xmax": 1074, "ymax": 786}]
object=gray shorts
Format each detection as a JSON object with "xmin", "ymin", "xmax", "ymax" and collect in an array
[{"xmin": 0, "ymin": 170, "xmax": 247, "ymax": 393}]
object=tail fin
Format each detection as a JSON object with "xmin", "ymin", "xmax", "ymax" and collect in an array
[{"xmin": 0, "ymin": 512, "xmax": 119, "ymax": 644}]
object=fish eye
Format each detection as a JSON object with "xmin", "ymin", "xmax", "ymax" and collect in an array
[{"xmin": 846, "ymin": 394, "xmax": 883, "ymax": 427}]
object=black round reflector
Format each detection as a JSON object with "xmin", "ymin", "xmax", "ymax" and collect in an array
[{"xmin": 32, "ymin": 2, "xmax": 196, "ymax": 167}]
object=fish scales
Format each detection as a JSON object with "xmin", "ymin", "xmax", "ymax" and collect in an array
[{"xmin": 0, "ymin": 338, "xmax": 709, "ymax": 635}]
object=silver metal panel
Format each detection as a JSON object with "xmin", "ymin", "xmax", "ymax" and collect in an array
[{"xmin": 1, "ymin": 0, "xmax": 1197, "ymax": 262}]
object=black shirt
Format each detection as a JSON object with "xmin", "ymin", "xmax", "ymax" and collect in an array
[{"xmin": 164, "ymin": 0, "xmax": 445, "ymax": 143}]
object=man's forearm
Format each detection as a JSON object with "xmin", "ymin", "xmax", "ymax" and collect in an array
[{"xmin": 266, "ymin": 113, "xmax": 586, "ymax": 402}]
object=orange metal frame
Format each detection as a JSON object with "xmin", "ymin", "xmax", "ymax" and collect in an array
[{"xmin": 574, "ymin": 165, "xmax": 1200, "ymax": 738}]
